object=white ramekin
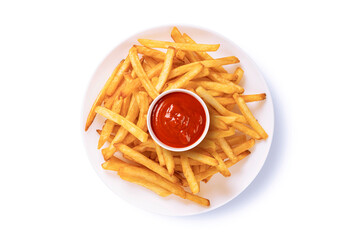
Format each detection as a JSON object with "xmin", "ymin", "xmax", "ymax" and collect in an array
[{"xmin": 147, "ymin": 89, "xmax": 210, "ymax": 152}]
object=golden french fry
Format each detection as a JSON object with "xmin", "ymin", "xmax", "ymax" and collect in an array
[
  {"xmin": 155, "ymin": 47, "xmax": 175, "ymax": 92},
  {"xmin": 154, "ymin": 142, "xmax": 165, "ymax": 167},
  {"xmin": 107, "ymin": 58, "xmax": 131, "ymax": 96},
  {"xmin": 181, "ymin": 150, "xmax": 218, "ymax": 166},
  {"xmin": 197, "ymin": 81, "xmax": 244, "ymax": 94},
  {"xmin": 98, "ymin": 95, "xmax": 123, "ymax": 149},
  {"xmin": 234, "ymin": 67, "xmax": 244, "ymax": 84},
  {"xmin": 166, "ymin": 63, "xmax": 203, "ymax": 90},
  {"xmin": 119, "ymin": 173, "xmax": 172, "ymax": 197},
  {"xmin": 85, "ymin": 60, "xmax": 123, "ymax": 131},
  {"xmin": 206, "ymin": 128, "xmax": 236, "ymax": 139},
  {"xmin": 117, "ymin": 164, "xmax": 185, "ymax": 198},
  {"xmin": 185, "ymin": 192, "xmax": 210, "ymax": 207},
  {"xmin": 196, "ymin": 87, "xmax": 247, "ymax": 123},
  {"xmin": 102, "ymin": 156, "xmax": 129, "ymax": 171},
  {"xmin": 218, "ymin": 72, "xmax": 237, "ymax": 81},
  {"xmin": 217, "ymin": 138, "xmax": 237, "ymax": 162},
  {"xmin": 232, "ymin": 139, "xmax": 255, "ymax": 156},
  {"xmin": 95, "ymin": 106, "xmax": 148, "ymax": 143},
  {"xmin": 163, "ymin": 148, "xmax": 175, "ymax": 175},
  {"xmin": 211, "ymin": 115, "xmax": 237, "ymax": 125},
  {"xmin": 132, "ymin": 139, "xmax": 156, "ymax": 153},
  {"xmin": 208, "ymin": 149, "xmax": 231, "ymax": 177},
  {"xmin": 233, "ymin": 93, "xmax": 268, "ymax": 139},
  {"xmin": 231, "ymin": 122, "xmax": 261, "ymax": 139},
  {"xmin": 96, "ymin": 129, "xmax": 114, "ymax": 143},
  {"xmin": 138, "ymin": 39, "xmax": 220, "ymax": 52},
  {"xmin": 195, "ymin": 151, "xmax": 250, "ymax": 181},
  {"xmin": 115, "ymin": 144, "xmax": 179, "ymax": 184},
  {"xmin": 168, "ymin": 57, "xmax": 238, "ymax": 80},
  {"xmin": 129, "ymin": 47, "xmax": 159, "ymax": 99},
  {"xmin": 180, "ymin": 155, "xmax": 199, "ymax": 194}
]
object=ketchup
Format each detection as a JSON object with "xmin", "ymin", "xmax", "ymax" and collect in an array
[{"xmin": 151, "ymin": 92, "xmax": 206, "ymax": 148}]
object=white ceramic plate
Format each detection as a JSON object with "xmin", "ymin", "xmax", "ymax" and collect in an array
[{"xmin": 81, "ymin": 25, "xmax": 274, "ymax": 216}]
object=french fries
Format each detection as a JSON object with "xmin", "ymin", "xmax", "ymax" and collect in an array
[{"xmin": 85, "ymin": 27, "xmax": 269, "ymax": 207}]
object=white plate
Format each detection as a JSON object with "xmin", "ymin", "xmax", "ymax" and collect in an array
[{"xmin": 81, "ymin": 25, "xmax": 274, "ymax": 216}]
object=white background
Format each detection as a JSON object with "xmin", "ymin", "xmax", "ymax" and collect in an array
[{"xmin": 1, "ymin": 0, "xmax": 360, "ymax": 239}]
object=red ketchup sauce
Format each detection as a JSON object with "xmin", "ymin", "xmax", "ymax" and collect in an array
[{"xmin": 151, "ymin": 92, "xmax": 206, "ymax": 148}]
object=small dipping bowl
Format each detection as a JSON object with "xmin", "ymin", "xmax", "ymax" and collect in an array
[{"xmin": 147, "ymin": 89, "xmax": 210, "ymax": 152}]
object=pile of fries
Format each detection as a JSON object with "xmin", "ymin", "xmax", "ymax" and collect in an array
[{"xmin": 85, "ymin": 27, "xmax": 268, "ymax": 207}]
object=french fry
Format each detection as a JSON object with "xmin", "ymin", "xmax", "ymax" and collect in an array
[
  {"xmin": 231, "ymin": 122, "xmax": 261, "ymax": 139},
  {"xmin": 107, "ymin": 58, "xmax": 131, "ymax": 96},
  {"xmin": 196, "ymin": 81, "xmax": 244, "ymax": 94},
  {"xmin": 129, "ymin": 47, "xmax": 159, "ymax": 99},
  {"xmin": 218, "ymin": 72, "xmax": 236, "ymax": 81},
  {"xmin": 195, "ymin": 151, "xmax": 250, "ymax": 182},
  {"xmin": 120, "ymin": 95, "xmax": 132, "ymax": 117},
  {"xmin": 155, "ymin": 47, "xmax": 175, "ymax": 92},
  {"xmin": 196, "ymin": 87, "xmax": 247, "ymax": 123},
  {"xmin": 85, "ymin": 60, "xmax": 123, "ymax": 131},
  {"xmin": 154, "ymin": 142, "xmax": 165, "ymax": 167},
  {"xmin": 98, "ymin": 95, "xmax": 123, "ymax": 149},
  {"xmin": 185, "ymin": 192, "xmax": 210, "ymax": 207},
  {"xmin": 133, "ymin": 139, "xmax": 156, "ymax": 153},
  {"xmin": 168, "ymin": 57, "xmax": 238, "ymax": 80},
  {"xmin": 206, "ymin": 128, "xmax": 236, "ymax": 139},
  {"xmin": 95, "ymin": 106, "xmax": 148, "ymax": 143},
  {"xmin": 217, "ymin": 138, "xmax": 237, "ymax": 162},
  {"xmin": 180, "ymin": 155, "xmax": 199, "ymax": 194},
  {"xmin": 117, "ymin": 164, "xmax": 185, "ymax": 198},
  {"xmin": 166, "ymin": 63, "xmax": 203, "ymax": 90},
  {"xmin": 138, "ymin": 39, "xmax": 220, "ymax": 52},
  {"xmin": 211, "ymin": 115, "xmax": 237, "ymax": 125},
  {"xmin": 208, "ymin": 149, "xmax": 231, "ymax": 177},
  {"xmin": 116, "ymin": 144, "xmax": 180, "ymax": 184},
  {"xmin": 102, "ymin": 156, "xmax": 129, "ymax": 171},
  {"xmin": 234, "ymin": 67, "xmax": 244, "ymax": 84},
  {"xmin": 232, "ymin": 139, "xmax": 255, "ymax": 156},
  {"xmin": 233, "ymin": 93, "xmax": 268, "ymax": 139},
  {"xmin": 163, "ymin": 148, "xmax": 175, "ymax": 175},
  {"xmin": 119, "ymin": 173, "xmax": 172, "ymax": 197},
  {"xmin": 181, "ymin": 150, "xmax": 218, "ymax": 166},
  {"xmin": 96, "ymin": 129, "xmax": 114, "ymax": 143}
]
